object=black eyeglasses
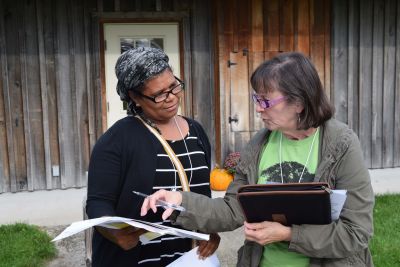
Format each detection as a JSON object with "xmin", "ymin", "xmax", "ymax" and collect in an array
[{"xmin": 135, "ymin": 76, "xmax": 185, "ymax": 103}]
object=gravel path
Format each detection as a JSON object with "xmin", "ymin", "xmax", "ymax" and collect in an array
[
  {"xmin": 42, "ymin": 226, "xmax": 243, "ymax": 267},
  {"xmin": 42, "ymin": 226, "xmax": 86, "ymax": 267}
]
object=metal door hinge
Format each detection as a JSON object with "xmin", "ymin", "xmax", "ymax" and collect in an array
[
  {"xmin": 228, "ymin": 116, "xmax": 238, "ymax": 124},
  {"xmin": 228, "ymin": 60, "xmax": 237, "ymax": 67}
]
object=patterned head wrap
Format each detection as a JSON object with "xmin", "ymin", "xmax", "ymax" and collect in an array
[{"xmin": 115, "ymin": 47, "xmax": 171, "ymax": 102}]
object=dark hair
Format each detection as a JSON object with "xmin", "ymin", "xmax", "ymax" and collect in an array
[{"xmin": 250, "ymin": 52, "xmax": 333, "ymax": 129}]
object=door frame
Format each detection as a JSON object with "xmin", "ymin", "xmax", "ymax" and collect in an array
[{"xmin": 96, "ymin": 12, "xmax": 192, "ymax": 133}]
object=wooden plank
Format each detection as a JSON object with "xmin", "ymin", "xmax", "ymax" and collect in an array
[
  {"xmin": 103, "ymin": 0, "xmax": 114, "ymax": 12},
  {"xmin": 232, "ymin": 0, "xmax": 239, "ymax": 52},
  {"xmin": 43, "ymin": 0, "xmax": 61, "ymax": 188},
  {"xmin": 181, "ymin": 14, "xmax": 193, "ymax": 118},
  {"xmin": 97, "ymin": 0, "xmax": 103, "ymax": 12},
  {"xmin": 395, "ymin": 0, "xmax": 400, "ymax": 167},
  {"xmin": 218, "ymin": 0, "xmax": 234, "ymax": 163},
  {"xmin": 191, "ymin": 0, "xmax": 215, "ymax": 153},
  {"xmin": 91, "ymin": 15, "xmax": 104, "ymax": 138},
  {"xmin": 211, "ymin": 0, "xmax": 221, "ymax": 164},
  {"xmin": 295, "ymin": 0, "xmax": 310, "ymax": 55},
  {"xmin": 36, "ymin": 0, "xmax": 53, "ymax": 189},
  {"xmin": 324, "ymin": 0, "xmax": 331, "ymax": 99},
  {"xmin": 347, "ymin": 0, "xmax": 360, "ymax": 135},
  {"xmin": 0, "ymin": 0, "xmax": 10, "ymax": 192},
  {"xmin": 120, "ymin": 0, "xmax": 135, "ymax": 11},
  {"xmin": 371, "ymin": 0, "xmax": 384, "ymax": 168},
  {"xmin": 173, "ymin": 0, "xmax": 190, "ymax": 11},
  {"xmin": 310, "ymin": 0, "xmax": 326, "ymax": 90},
  {"xmin": 67, "ymin": 0, "xmax": 79, "ymax": 187},
  {"xmin": 234, "ymin": 132, "xmax": 251, "ymax": 154},
  {"xmin": 359, "ymin": 0, "xmax": 373, "ymax": 167},
  {"xmin": 20, "ymin": 4, "xmax": 33, "ymax": 191},
  {"xmin": 382, "ymin": 0, "xmax": 396, "ymax": 167},
  {"xmin": 250, "ymin": 0, "xmax": 263, "ymax": 52},
  {"xmin": 237, "ymin": 0, "xmax": 250, "ymax": 51},
  {"xmin": 55, "ymin": 0, "xmax": 78, "ymax": 188},
  {"xmin": 21, "ymin": 0, "xmax": 46, "ymax": 190},
  {"xmin": 84, "ymin": 1, "xmax": 97, "ymax": 156},
  {"xmin": 114, "ymin": 0, "xmax": 120, "ymax": 11},
  {"xmin": 229, "ymin": 52, "xmax": 249, "ymax": 132},
  {"xmin": 72, "ymin": 0, "xmax": 90, "ymax": 186},
  {"xmin": 264, "ymin": 0, "xmax": 280, "ymax": 52},
  {"xmin": 249, "ymin": 52, "xmax": 264, "ymax": 131},
  {"xmin": 249, "ymin": 0, "xmax": 264, "ymax": 133},
  {"xmin": 280, "ymin": 0, "xmax": 294, "ymax": 51},
  {"xmin": 141, "ymin": 0, "xmax": 156, "ymax": 11},
  {"xmin": 331, "ymin": 0, "xmax": 348, "ymax": 124},
  {"xmin": 4, "ymin": 0, "xmax": 27, "ymax": 192}
]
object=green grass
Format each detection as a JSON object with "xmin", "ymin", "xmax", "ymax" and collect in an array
[
  {"xmin": 0, "ymin": 223, "xmax": 56, "ymax": 267},
  {"xmin": 370, "ymin": 194, "xmax": 400, "ymax": 266},
  {"xmin": 0, "ymin": 195, "xmax": 398, "ymax": 266}
]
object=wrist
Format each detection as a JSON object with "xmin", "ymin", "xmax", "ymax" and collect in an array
[{"xmin": 283, "ymin": 226, "xmax": 292, "ymax": 241}]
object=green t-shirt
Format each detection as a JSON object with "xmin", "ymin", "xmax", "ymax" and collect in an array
[{"xmin": 257, "ymin": 129, "xmax": 320, "ymax": 267}]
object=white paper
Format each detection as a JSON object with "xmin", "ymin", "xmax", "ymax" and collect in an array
[
  {"xmin": 330, "ymin": 190, "xmax": 347, "ymax": 221},
  {"xmin": 166, "ymin": 246, "xmax": 220, "ymax": 267},
  {"xmin": 52, "ymin": 216, "xmax": 209, "ymax": 242}
]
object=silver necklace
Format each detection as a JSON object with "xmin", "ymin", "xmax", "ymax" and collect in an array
[
  {"xmin": 279, "ymin": 128, "xmax": 319, "ymax": 183},
  {"xmin": 173, "ymin": 116, "xmax": 193, "ymax": 184}
]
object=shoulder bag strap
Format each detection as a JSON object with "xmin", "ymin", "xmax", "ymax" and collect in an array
[{"xmin": 135, "ymin": 116, "xmax": 190, "ymax": 192}]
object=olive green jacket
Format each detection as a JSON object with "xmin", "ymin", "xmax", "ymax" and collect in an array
[{"xmin": 175, "ymin": 119, "xmax": 374, "ymax": 267}]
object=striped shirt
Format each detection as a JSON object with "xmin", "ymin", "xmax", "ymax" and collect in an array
[{"xmin": 138, "ymin": 125, "xmax": 211, "ymax": 266}]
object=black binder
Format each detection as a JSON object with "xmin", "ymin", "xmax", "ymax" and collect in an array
[{"xmin": 237, "ymin": 182, "xmax": 332, "ymax": 225}]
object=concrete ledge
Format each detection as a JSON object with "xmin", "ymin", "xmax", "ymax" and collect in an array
[
  {"xmin": 0, "ymin": 188, "xmax": 86, "ymax": 226},
  {"xmin": 0, "ymin": 168, "xmax": 399, "ymax": 227},
  {"xmin": 370, "ymin": 168, "xmax": 400, "ymax": 194}
]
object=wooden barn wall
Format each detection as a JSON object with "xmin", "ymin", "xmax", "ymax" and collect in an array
[
  {"xmin": 332, "ymin": 0, "xmax": 400, "ymax": 168},
  {"xmin": 0, "ymin": 0, "xmax": 214, "ymax": 193},
  {"xmin": 215, "ymin": 0, "xmax": 331, "ymax": 162}
]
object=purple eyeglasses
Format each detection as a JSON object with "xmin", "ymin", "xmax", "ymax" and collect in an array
[{"xmin": 251, "ymin": 93, "xmax": 286, "ymax": 109}]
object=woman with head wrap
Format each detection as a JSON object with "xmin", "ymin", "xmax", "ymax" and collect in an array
[{"xmin": 86, "ymin": 47, "xmax": 220, "ymax": 267}]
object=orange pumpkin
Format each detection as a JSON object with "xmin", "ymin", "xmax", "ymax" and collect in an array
[{"xmin": 210, "ymin": 168, "xmax": 234, "ymax": 191}]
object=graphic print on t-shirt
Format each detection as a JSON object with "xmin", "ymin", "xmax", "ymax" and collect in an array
[{"xmin": 260, "ymin": 161, "xmax": 314, "ymax": 184}]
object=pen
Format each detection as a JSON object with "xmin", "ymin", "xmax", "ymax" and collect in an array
[{"xmin": 132, "ymin": 191, "xmax": 186, "ymax": 212}]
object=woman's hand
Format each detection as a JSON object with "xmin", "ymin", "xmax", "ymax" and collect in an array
[
  {"xmin": 197, "ymin": 233, "xmax": 221, "ymax": 259},
  {"xmin": 244, "ymin": 221, "xmax": 291, "ymax": 246},
  {"xmin": 140, "ymin": 189, "xmax": 183, "ymax": 220},
  {"xmin": 96, "ymin": 226, "xmax": 147, "ymax": 250}
]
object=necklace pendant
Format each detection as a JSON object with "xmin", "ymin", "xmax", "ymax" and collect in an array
[{"xmin": 171, "ymin": 188, "xmax": 176, "ymax": 192}]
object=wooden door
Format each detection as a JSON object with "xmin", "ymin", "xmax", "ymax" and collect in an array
[{"xmin": 220, "ymin": 0, "xmax": 330, "ymax": 160}]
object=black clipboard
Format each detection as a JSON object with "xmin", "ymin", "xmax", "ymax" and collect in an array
[{"xmin": 237, "ymin": 182, "xmax": 332, "ymax": 225}]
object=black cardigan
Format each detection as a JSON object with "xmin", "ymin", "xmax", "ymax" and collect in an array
[{"xmin": 86, "ymin": 115, "xmax": 211, "ymax": 267}]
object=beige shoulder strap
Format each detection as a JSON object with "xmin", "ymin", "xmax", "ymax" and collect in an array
[{"xmin": 135, "ymin": 116, "xmax": 190, "ymax": 192}]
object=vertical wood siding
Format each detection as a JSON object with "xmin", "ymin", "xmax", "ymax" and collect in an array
[
  {"xmin": 332, "ymin": 0, "xmax": 400, "ymax": 168},
  {"xmin": 0, "ymin": 0, "xmax": 214, "ymax": 193},
  {"xmin": 216, "ymin": 0, "xmax": 331, "ymax": 159}
]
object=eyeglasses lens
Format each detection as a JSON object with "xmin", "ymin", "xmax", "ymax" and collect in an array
[
  {"xmin": 154, "ymin": 83, "xmax": 184, "ymax": 103},
  {"xmin": 252, "ymin": 93, "xmax": 268, "ymax": 109}
]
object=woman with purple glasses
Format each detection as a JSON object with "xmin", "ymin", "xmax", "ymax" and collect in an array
[{"xmin": 141, "ymin": 52, "xmax": 374, "ymax": 267}]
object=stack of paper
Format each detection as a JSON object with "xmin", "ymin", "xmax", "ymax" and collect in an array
[{"xmin": 52, "ymin": 216, "xmax": 209, "ymax": 242}]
